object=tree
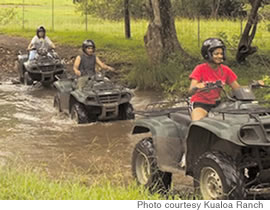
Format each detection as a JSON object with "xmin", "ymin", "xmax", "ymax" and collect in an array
[
  {"xmin": 236, "ymin": 0, "xmax": 262, "ymax": 63},
  {"xmin": 75, "ymin": 0, "xmax": 145, "ymax": 20},
  {"xmin": 172, "ymin": 0, "xmax": 246, "ymax": 19},
  {"xmin": 144, "ymin": 0, "xmax": 188, "ymax": 64},
  {"xmin": 211, "ymin": 0, "xmax": 221, "ymax": 18},
  {"xmin": 124, "ymin": 0, "xmax": 131, "ymax": 39}
]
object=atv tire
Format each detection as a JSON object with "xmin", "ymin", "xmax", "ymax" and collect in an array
[
  {"xmin": 132, "ymin": 137, "xmax": 172, "ymax": 194},
  {"xmin": 53, "ymin": 94, "xmax": 61, "ymax": 112},
  {"xmin": 119, "ymin": 103, "xmax": 135, "ymax": 120},
  {"xmin": 16, "ymin": 61, "xmax": 24, "ymax": 83},
  {"xmin": 42, "ymin": 82, "xmax": 52, "ymax": 88},
  {"xmin": 71, "ymin": 102, "xmax": 88, "ymax": 124},
  {"xmin": 193, "ymin": 151, "xmax": 246, "ymax": 200},
  {"xmin": 24, "ymin": 72, "xmax": 33, "ymax": 86}
]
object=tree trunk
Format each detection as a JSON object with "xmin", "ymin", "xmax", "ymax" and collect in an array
[
  {"xmin": 236, "ymin": 0, "xmax": 262, "ymax": 63},
  {"xmin": 211, "ymin": 0, "xmax": 221, "ymax": 19},
  {"xmin": 124, "ymin": 0, "xmax": 131, "ymax": 39},
  {"xmin": 144, "ymin": 0, "xmax": 187, "ymax": 64}
]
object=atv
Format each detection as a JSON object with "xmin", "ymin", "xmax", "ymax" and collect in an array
[
  {"xmin": 53, "ymin": 73, "xmax": 135, "ymax": 124},
  {"xmin": 131, "ymin": 80, "xmax": 270, "ymax": 199},
  {"xmin": 17, "ymin": 47, "xmax": 65, "ymax": 86}
]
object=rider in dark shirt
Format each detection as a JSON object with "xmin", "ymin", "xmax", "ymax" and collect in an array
[{"xmin": 73, "ymin": 40, "xmax": 114, "ymax": 89}]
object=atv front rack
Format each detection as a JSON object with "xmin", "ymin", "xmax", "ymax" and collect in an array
[{"xmin": 134, "ymin": 100, "xmax": 190, "ymax": 117}]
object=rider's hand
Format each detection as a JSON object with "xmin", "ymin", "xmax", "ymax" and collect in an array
[
  {"xmin": 107, "ymin": 66, "xmax": 115, "ymax": 71},
  {"xmin": 257, "ymin": 80, "xmax": 264, "ymax": 86},
  {"xmin": 75, "ymin": 70, "xmax": 81, "ymax": 76},
  {"xmin": 196, "ymin": 82, "xmax": 205, "ymax": 89}
]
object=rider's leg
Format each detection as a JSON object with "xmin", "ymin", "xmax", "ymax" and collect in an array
[
  {"xmin": 29, "ymin": 50, "xmax": 37, "ymax": 60},
  {"xmin": 77, "ymin": 76, "xmax": 89, "ymax": 90},
  {"xmin": 191, "ymin": 107, "xmax": 208, "ymax": 121}
]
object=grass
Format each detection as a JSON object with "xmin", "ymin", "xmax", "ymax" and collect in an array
[
  {"xmin": 2, "ymin": 0, "xmax": 270, "ymax": 51},
  {"xmin": 0, "ymin": 165, "xmax": 166, "ymax": 200},
  {"xmin": 2, "ymin": 0, "xmax": 270, "ymax": 91}
]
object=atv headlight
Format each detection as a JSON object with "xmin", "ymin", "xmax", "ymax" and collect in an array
[
  {"xmin": 87, "ymin": 96, "xmax": 96, "ymax": 102},
  {"xmin": 56, "ymin": 64, "xmax": 63, "ymax": 69},
  {"xmin": 239, "ymin": 127, "xmax": 260, "ymax": 142},
  {"xmin": 31, "ymin": 65, "xmax": 38, "ymax": 71}
]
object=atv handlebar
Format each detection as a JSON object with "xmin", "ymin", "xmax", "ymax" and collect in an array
[
  {"xmin": 249, "ymin": 80, "xmax": 270, "ymax": 88},
  {"xmin": 198, "ymin": 80, "xmax": 223, "ymax": 92},
  {"xmin": 194, "ymin": 80, "xmax": 237, "ymax": 102}
]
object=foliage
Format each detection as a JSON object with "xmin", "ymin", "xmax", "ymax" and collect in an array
[
  {"xmin": 75, "ymin": 0, "xmax": 146, "ymax": 20},
  {"xmin": 75, "ymin": 0, "xmax": 248, "ymax": 20},
  {"xmin": 217, "ymin": 31, "xmax": 240, "ymax": 50},
  {"xmin": 258, "ymin": 75, "xmax": 270, "ymax": 102},
  {"xmin": 172, "ymin": 0, "xmax": 247, "ymax": 19},
  {"xmin": 126, "ymin": 53, "xmax": 196, "ymax": 96},
  {"xmin": 0, "ymin": 8, "xmax": 17, "ymax": 25},
  {"xmin": 0, "ymin": 166, "xmax": 166, "ymax": 200},
  {"xmin": 2, "ymin": 1, "xmax": 270, "ymax": 93}
]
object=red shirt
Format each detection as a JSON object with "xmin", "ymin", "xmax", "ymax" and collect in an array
[{"xmin": 189, "ymin": 63, "xmax": 237, "ymax": 104}]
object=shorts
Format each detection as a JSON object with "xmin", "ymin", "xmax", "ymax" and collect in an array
[{"xmin": 193, "ymin": 101, "xmax": 220, "ymax": 112}]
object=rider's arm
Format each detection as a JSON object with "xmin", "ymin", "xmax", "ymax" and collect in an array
[
  {"xmin": 27, "ymin": 36, "xmax": 37, "ymax": 51},
  {"xmin": 27, "ymin": 42, "xmax": 33, "ymax": 51},
  {"xmin": 73, "ymin": 56, "xmax": 81, "ymax": 76},
  {"xmin": 50, "ymin": 42, "xmax": 56, "ymax": 49},
  {"xmin": 229, "ymin": 81, "xmax": 240, "ymax": 90},
  {"xmin": 96, "ymin": 56, "xmax": 115, "ymax": 71},
  {"xmin": 46, "ymin": 37, "xmax": 55, "ymax": 49},
  {"xmin": 189, "ymin": 79, "xmax": 205, "ymax": 94}
]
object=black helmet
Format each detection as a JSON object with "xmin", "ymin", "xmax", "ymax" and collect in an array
[
  {"xmin": 36, "ymin": 26, "xmax": 46, "ymax": 38},
  {"xmin": 201, "ymin": 38, "xmax": 226, "ymax": 61},
  {"xmin": 82, "ymin": 40, "xmax": 96, "ymax": 53}
]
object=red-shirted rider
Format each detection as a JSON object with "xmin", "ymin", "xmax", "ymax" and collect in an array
[{"xmin": 189, "ymin": 38, "xmax": 241, "ymax": 121}]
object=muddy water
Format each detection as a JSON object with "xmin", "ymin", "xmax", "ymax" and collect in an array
[
  {"xmin": 0, "ymin": 80, "xmax": 163, "ymax": 182},
  {"xmin": 0, "ymin": 80, "xmax": 193, "ymax": 191}
]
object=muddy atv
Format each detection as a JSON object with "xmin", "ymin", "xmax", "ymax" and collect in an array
[
  {"xmin": 131, "ymin": 81, "xmax": 270, "ymax": 199},
  {"xmin": 17, "ymin": 48, "xmax": 65, "ymax": 86},
  {"xmin": 53, "ymin": 73, "xmax": 135, "ymax": 124}
]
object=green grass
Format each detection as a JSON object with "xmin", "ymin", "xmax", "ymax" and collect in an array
[
  {"xmin": 2, "ymin": 0, "xmax": 270, "ymax": 57},
  {"xmin": 2, "ymin": 0, "xmax": 270, "ymax": 50},
  {"xmin": 0, "ymin": 166, "xmax": 166, "ymax": 200},
  {"xmin": 2, "ymin": 0, "xmax": 270, "ymax": 92},
  {"xmin": 2, "ymin": 0, "xmax": 270, "ymax": 52}
]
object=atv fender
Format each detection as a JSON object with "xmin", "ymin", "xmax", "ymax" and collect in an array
[
  {"xmin": 185, "ymin": 118, "xmax": 246, "ymax": 176},
  {"xmin": 54, "ymin": 80, "xmax": 73, "ymax": 93},
  {"xmin": 189, "ymin": 118, "xmax": 246, "ymax": 146},
  {"xmin": 132, "ymin": 116, "xmax": 185, "ymax": 172},
  {"xmin": 70, "ymin": 90, "xmax": 88, "ymax": 105}
]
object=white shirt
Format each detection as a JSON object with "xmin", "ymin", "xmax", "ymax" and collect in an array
[{"xmin": 30, "ymin": 36, "xmax": 53, "ymax": 50}]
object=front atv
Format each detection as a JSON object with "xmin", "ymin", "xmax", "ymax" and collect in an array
[
  {"xmin": 17, "ymin": 48, "xmax": 65, "ymax": 86},
  {"xmin": 131, "ymin": 81, "xmax": 270, "ymax": 199},
  {"xmin": 53, "ymin": 73, "xmax": 135, "ymax": 124}
]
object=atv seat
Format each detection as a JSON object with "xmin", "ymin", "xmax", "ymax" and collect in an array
[{"xmin": 170, "ymin": 112, "xmax": 191, "ymax": 127}]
